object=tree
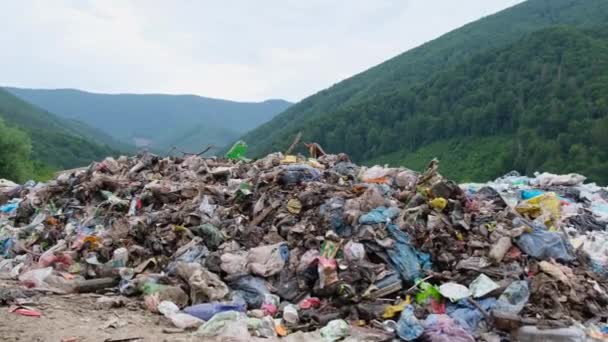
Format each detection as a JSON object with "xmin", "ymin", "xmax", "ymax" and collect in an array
[{"xmin": 0, "ymin": 118, "xmax": 34, "ymax": 182}]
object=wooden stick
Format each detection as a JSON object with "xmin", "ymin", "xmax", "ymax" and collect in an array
[
  {"xmin": 285, "ymin": 132, "xmax": 302, "ymax": 155},
  {"xmin": 468, "ymin": 298, "xmax": 492, "ymax": 324}
]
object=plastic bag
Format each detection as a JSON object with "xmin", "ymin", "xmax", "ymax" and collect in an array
[
  {"xmin": 494, "ymin": 281, "xmax": 529, "ymax": 314},
  {"xmin": 168, "ymin": 312, "xmax": 205, "ymax": 329},
  {"xmin": 247, "ymin": 316, "xmax": 277, "ymax": 338},
  {"xmin": 343, "ymin": 241, "xmax": 365, "ymax": 263},
  {"xmin": 247, "ymin": 243, "xmax": 289, "ymax": 277},
  {"xmin": 396, "ymin": 305, "xmax": 423, "ymax": 341},
  {"xmin": 516, "ymin": 192, "xmax": 561, "ymax": 228},
  {"xmin": 221, "ymin": 252, "xmax": 248, "ymax": 275},
  {"xmin": 318, "ymin": 257, "xmax": 339, "ymax": 289},
  {"xmin": 196, "ymin": 311, "xmax": 249, "ymax": 337},
  {"xmin": 320, "ymin": 319, "xmax": 350, "ymax": 342},
  {"xmin": 516, "ymin": 225, "xmax": 574, "ymax": 261},
  {"xmin": 439, "ymin": 283, "xmax": 471, "ymax": 302},
  {"xmin": 386, "ymin": 224, "xmax": 431, "ymax": 282},
  {"xmin": 184, "ymin": 301, "xmax": 247, "ymax": 321},
  {"xmin": 157, "ymin": 300, "xmax": 179, "ymax": 316},
  {"xmin": 18, "ymin": 267, "xmax": 53, "ymax": 290},
  {"xmin": 446, "ymin": 298, "xmax": 496, "ymax": 332},
  {"xmin": 193, "ymin": 223, "xmax": 225, "ymax": 250},
  {"xmin": 469, "ymin": 274, "xmax": 499, "ymax": 298},
  {"xmin": 177, "ymin": 262, "xmax": 229, "ymax": 303},
  {"xmin": 279, "ymin": 164, "xmax": 322, "ymax": 185},
  {"xmin": 228, "ymin": 275, "xmax": 270, "ymax": 309},
  {"xmin": 576, "ymin": 231, "xmax": 608, "ymax": 276},
  {"xmin": 423, "ymin": 314, "xmax": 475, "ymax": 342},
  {"xmin": 415, "ymin": 281, "xmax": 442, "ymax": 305},
  {"xmin": 359, "ymin": 206, "xmax": 400, "ymax": 224},
  {"xmin": 535, "ymin": 172, "xmax": 586, "ymax": 187}
]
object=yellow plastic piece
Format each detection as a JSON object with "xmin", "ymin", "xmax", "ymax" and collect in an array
[
  {"xmin": 280, "ymin": 155, "xmax": 297, "ymax": 164},
  {"xmin": 429, "ymin": 197, "xmax": 447, "ymax": 210},
  {"xmin": 516, "ymin": 192, "xmax": 561, "ymax": 227},
  {"xmin": 382, "ymin": 300, "xmax": 407, "ymax": 319}
]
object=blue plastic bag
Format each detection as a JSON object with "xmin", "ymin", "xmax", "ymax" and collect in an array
[
  {"xmin": 183, "ymin": 301, "xmax": 246, "ymax": 321},
  {"xmin": 520, "ymin": 189, "xmax": 545, "ymax": 200},
  {"xmin": 494, "ymin": 281, "xmax": 529, "ymax": 314},
  {"xmin": 446, "ymin": 297, "xmax": 496, "ymax": 332},
  {"xmin": 0, "ymin": 201, "xmax": 19, "ymax": 214},
  {"xmin": 386, "ymin": 224, "xmax": 431, "ymax": 282},
  {"xmin": 359, "ymin": 206, "xmax": 400, "ymax": 224},
  {"xmin": 396, "ymin": 305, "xmax": 424, "ymax": 341},
  {"xmin": 516, "ymin": 226, "xmax": 574, "ymax": 262},
  {"xmin": 228, "ymin": 275, "xmax": 270, "ymax": 309}
]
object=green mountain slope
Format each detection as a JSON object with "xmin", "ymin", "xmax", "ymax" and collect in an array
[
  {"xmin": 0, "ymin": 88, "xmax": 119, "ymax": 170},
  {"xmin": 240, "ymin": 0, "xmax": 608, "ymax": 172},
  {"xmin": 4, "ymin": 88, "xmax": 291, "ymax": 153},
  {"xmin": 256, "ymin": 25, "xmax": 608, "ymax": 183}
]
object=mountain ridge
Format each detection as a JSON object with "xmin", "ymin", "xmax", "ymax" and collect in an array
[
  {"xmin": 0, "ymin": 88, "xmax": 120, "ymax": 171},
  {"xmin": 4, "ymin": 87, "xmax": 292, "ymax": 153},
  {"xmin": 239, "ymin": 0, "xmax": 608, "ymax": 183}
]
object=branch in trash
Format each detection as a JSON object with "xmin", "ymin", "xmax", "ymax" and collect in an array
[
  {"xmin": 174, "ymin": 145, "xmax": 216, "ymax": 157},
  {"xmin": 468, "ymin": 298, "xmax": 492, "ymax": 325},
  {"xmin": 403, "ymin": 275, "xmax": 434, "ymax": 295},
  {"xmin": 285, "ymin": 132, "xmax": 302, "ymax": 155}
]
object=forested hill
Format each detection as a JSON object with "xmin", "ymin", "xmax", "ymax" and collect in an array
[
  {"xmin": 366, "ymin": 26, "xmax": 608, "ymax": 182},
  {"xmin": 240, "ymin": 0, "xmax": 608, "ymax": 183},
  {"xmin": 0, "ymin": 88, "xmax": 120, "ymax": 174},
  {"xmin": 5, "ymin": 88, "xmax": 291, "ymax": 153}
]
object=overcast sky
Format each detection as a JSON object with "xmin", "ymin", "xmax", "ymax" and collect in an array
[{"xmin": 1, "ymin": 0, "xmax": 524, "ymax": 102}]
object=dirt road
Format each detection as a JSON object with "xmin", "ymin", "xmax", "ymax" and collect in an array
[{"xmin": 0, "ymin": 281, "xmax": 195, "ymax": 342}]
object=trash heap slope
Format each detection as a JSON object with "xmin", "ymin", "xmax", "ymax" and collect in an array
[{"xmin": 1, "ymin": 152, "xmax": 608, "ymax": 340}]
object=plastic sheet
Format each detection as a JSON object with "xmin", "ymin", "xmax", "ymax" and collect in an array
[
  {"xmin": 386, "ymin": 224, "xmax": 431, "ymax": 282},
  {"xmin": 516, "ymin": 226, "xmax": 574, "ymax": 261},
  {"xmin": 494, "ymin": 280, "xmax": 529, "ymax": 314},
  {"xmin": 396, "ymin": 305, "xmax": 424, "ymax": 341},
  {"xmin": 423, "ymin": 314, "xmax": 475, "ymax": 342},
  {"xmin": 359, "ymin": 206, "xmax": 400, "ymax": 224},
  {"xmin": 446, "ymin": 298, "xmax": 496, "ymax": 332}
]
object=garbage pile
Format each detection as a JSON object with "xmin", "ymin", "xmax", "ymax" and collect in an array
[{"xmin": 1, "ymin": 151, "xmax": 608, "ymax": 341}]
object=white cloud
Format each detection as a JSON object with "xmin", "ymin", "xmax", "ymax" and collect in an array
[{"xmin": 0, "ymin": 0, "xmax": 524, "ymax": 101}]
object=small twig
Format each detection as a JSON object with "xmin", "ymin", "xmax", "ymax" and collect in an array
[
  {"xmin": 196, "ymin": 145, "xmax": 215, "ymax": 156},
  {"xmin": 404, "ymin": 275, "xmax": 434, "ymax": 295},
  {"xmin": 468, "ymin": 298, "xmax": 492, "ymax": 324}
]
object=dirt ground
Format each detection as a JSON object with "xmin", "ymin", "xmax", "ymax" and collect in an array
[{"xmin": 0, "ymin": 280, "xmax": 198, "ymax": 342}]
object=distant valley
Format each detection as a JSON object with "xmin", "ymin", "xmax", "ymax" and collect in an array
[{"xmin": 5, "ymin": 87, "xmax": 291, "ymax": 154}]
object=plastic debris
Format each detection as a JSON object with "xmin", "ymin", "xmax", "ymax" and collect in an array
[
  {"xmin": 469, "ymin": 274, "xmax": 499, "ymax": 298},
  {"xmin": 0, "ymin": 151, "xmax": 607, "ymax": 339},
  {"xmin": 494, "ymin": 281, "xmax": 529, "ymax": 314},
  {"xmin": 396, "ymin": 305, "xmax": 424, "ymax": 341},
  {"xmin": 439, "ymin": 283, "xmax": 471, "ymax": 302},
  {"xmin": 320, "ymin": 319, "xmax": 350, "ymax": 342}
]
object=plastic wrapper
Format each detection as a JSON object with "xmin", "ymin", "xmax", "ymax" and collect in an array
[{"xmin": 494, "ymin": 280, "xmax": 529, "ymax": 314}]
